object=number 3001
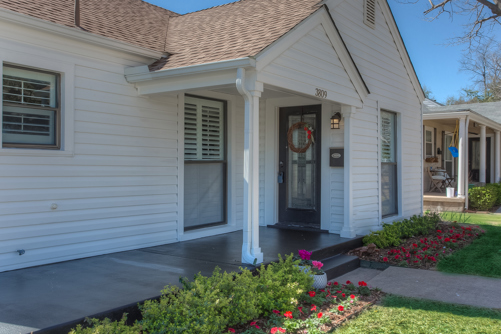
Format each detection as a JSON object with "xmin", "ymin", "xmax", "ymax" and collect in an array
[{"xmin": 315, "ymin": 88, "xmax": 327, "ymax": 98}]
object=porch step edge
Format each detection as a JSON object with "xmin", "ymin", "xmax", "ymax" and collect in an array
[
  {"xmin": 311, "ymin": 236, "xmax": 364, "ymax": 260},
  {"xmin": 321, "ymin": 254, "xmax": 360, "ymax": 280}
]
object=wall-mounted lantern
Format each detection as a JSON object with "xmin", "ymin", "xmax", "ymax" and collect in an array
[
  {"xmin": 330, "ymin": 112, "xmax": 342, "ymax": 129},
  {"xmin": 437, "ymin": 147, "xmax": 442, "ymax": 155}
]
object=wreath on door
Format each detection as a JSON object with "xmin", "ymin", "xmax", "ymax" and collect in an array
[{"xmin": 287, "ymin": 122, "xmax": 314, "ymax": 153}]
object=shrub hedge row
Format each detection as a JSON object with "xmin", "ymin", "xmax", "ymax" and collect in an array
[
  {"xmin": 70, "ymin": 254, "xmax": 313, "ymax": 334},
  {"xmin": 362, "ymin": 213, "xmax": 441, "ymax": 248},
  {"xmin": 469, "ymin": 183, "xmax": 501, "ymax": 211}
]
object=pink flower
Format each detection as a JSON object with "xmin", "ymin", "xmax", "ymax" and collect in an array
[
  {"xmin": 228, "ymin": 329, "xmax": 235, "ymax": 333},
  {"xmin": 312, "ymin": 261, "xmax": 324, "ymax": 270},
  {"xmin": 298, "ymin": 249, "xmax": 312, "ymax": 260},
  {"xmin": 383, "ymin": 257, "xmax": 388, "ymax": 262},
  {"xmin": 250, "ymin": 321, "xmax": 256, "ymax": 326},
  {"xmin": 273, "ymin": 310, "xmax": 280, "ymax": 315}
]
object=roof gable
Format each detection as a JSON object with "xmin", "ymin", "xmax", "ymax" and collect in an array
[
  {"xmin": 256, "ymin": 7, "xmax": 369, "ymax": 104},
  {"xmin": 150, "ymin": 0, "xmax": 323, "ymax": 71}
]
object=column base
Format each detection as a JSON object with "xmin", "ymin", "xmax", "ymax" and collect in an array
[
  {"xmin": 340, "ymin": 228, "xmax": 357, "ymax": 238},
  {"xmin": 241, "ymin": 245, "xmax": 264, "ymax": 265}
]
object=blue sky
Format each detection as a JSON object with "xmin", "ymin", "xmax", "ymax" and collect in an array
[{"xmin": 147, "ymin": 0, "xmax": 500, "ymax": 104}]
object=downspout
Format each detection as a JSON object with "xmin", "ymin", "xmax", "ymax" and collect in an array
[
  {"xmin": 421, "ymin": 102, "xmax": 424, "ymax": 215},
  {"xmin": 236, "ymin": 68, "xmax": 257, "ymax": 265},
  {"xmin": 464, "ymin": 116, "xmax": 470, "ymax": 210}
]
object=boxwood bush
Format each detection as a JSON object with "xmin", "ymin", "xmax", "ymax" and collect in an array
[
  {"xmin": 70, "ymin": 254, "xmax": 313, "ymax": 334},
  {"xmin": 362, "ymin": 213, "xmax": 441, "ymax": 248},
  {"xmin": 469, "ymin": 185, "xmax": 498, "ymax": 211}
]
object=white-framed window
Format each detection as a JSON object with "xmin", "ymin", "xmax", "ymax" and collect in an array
[
  {"xmin": 381, "ymin": 110, "xmax": 398, "ymax": 217},
  {"xmin": 424, "ymin": 126, "xmax": 434, "ymax": 158},
  {"xmin": 2, "ymin": 65, "xmax": 60, "ymax": 149}
]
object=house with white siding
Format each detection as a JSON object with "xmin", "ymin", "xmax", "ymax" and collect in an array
[{"xmin": 0, "ymin": 0, "xmax": 425, "ymax": 273}]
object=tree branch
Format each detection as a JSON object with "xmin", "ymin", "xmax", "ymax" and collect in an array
[
  {"xmin": 476, "ymin": 0, "xmax": 501, "ymax": 16},
  {"xmin": 424, "ymin": 0, "xmax": 452, "ymax": 14}
]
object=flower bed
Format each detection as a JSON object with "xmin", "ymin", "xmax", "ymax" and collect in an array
[
  {"xmin": 349, "ymin": 223, "xmax": 485, "ymax": 270},
  {"xmin": 227, "ymin": 281, "xmax": 382, "ymax": 334}
]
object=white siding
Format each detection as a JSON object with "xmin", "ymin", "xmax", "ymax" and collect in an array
[
  {"xmin": 0, "ymin": 23, "xmax": 179, "ymax": 272},
  {"xmin": 329, "ymin": 104, "xmax": 345, "ymax": 233},
  {"xmin": 329, "ymin": 0, "xmax": 423, "ymax": 234}
]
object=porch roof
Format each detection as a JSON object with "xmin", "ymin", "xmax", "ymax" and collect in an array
[{"xmin": 424, "ymin": 101, "xmax": 501, "ymax": 131}]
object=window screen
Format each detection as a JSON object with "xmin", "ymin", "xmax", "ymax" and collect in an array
[{"xmin": 2, "ymin": 65, "xmax": 59, "ymax": 147}]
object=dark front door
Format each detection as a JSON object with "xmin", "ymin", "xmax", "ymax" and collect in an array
[
  {"xmin": 278, "ymin": 105, "xmax": 321, "ymax": 227},
  {"xmin": 469, "ymin": 137, "xmax": 491, "ymax": 183}
]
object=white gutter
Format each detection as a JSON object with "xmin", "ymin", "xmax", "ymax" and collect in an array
[
  {"xmin": 0, "ymin": 8, "xmax": 163, "ymax": 59},
  {"xmin": 125, "ymin": 57, "xmax": 257, "ymax": 83}
]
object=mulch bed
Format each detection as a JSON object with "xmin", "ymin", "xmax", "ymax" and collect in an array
[{"xmin": 348, "ymin": 222, "xmax": 486, "ymax": 270}]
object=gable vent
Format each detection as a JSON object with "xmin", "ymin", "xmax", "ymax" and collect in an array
[{"xmin": 364, "ymin": 0, "xmax": 376, "ymax": 29}]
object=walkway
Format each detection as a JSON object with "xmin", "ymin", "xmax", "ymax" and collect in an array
[
  {"xmin": 0, "ymin": 227, "xmax": 349, "ymax": 334},
  {"xmin": 334, "ymin": 267, "xmax": 501, "ymax": 309}
]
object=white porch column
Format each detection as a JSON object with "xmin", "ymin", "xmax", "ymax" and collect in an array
[
  {"xmin": 479, "ymin": 125, "xmax": 487, "ymax": 184},
  {"xmin": 457, "ymin": 117, "xmax": 466, "ymax": 197},
  {"xmin": 496, "ymin": 131, "xmax": 501, "ymax": 183},
  {"xmin": 341, "ymin": 105, "xmax": 356, "ymax": 238},
  {"xmin": 236, "ymin": 68, "xmax": 264, "ymax": 265}
]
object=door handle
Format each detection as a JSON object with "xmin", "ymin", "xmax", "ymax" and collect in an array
[{"xmin": 278, "ymin": 171, "xmax": 284, "ymax": 183}]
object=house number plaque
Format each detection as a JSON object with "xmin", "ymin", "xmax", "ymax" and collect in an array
[{"xmin": 315, "ymin": 88, "xmax": 327, "ymax": 98}]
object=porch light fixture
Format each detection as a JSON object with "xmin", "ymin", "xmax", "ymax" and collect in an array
[{"xmin": 330, "ymin": 112, "xmax": 342, "ymax": 129}]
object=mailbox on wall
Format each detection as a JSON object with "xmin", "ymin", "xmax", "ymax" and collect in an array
[{"xmin": 329, "ymin": 148, "xmax": 344, "ymax": 167}]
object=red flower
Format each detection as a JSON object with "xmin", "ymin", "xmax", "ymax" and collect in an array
[
  {"xmin": 228, "ymin": 329, "xmax": 235, "ymax": 333},
  {"xmin": 307, "ymin": 130, "xmax": 312, "ymax": 135},
  {"xmin": 298, "ymin": 306, "xmax": 303, "ymax": 314},
  {"xmin": 350, "ymin": 294, "xmax": 356, "ymax": 299},
  {"xmin": 327, "ymin": 282, "xmax": 332, "ymax": 286},
  {"xmin": 438, "ymin": 236, "xmax": 443, "ymax": 240},
  {"xmin": 444, "ymin": 238, "xmax": 450, "ymax": 242},
  {"xmin": 273, "ymin": 310, "xmax": 280, "ymax": 315},
  {"xmin": 284, "ymin": 311, "xmax": 293, "ymax": 319},
  {"xmin": 383, "ymin": 257, "xmax": 388, "ymax": 262},
  {"xmin": 271, "ymin": 328, "xmax": 286, "ymax": 334},
  {"xmin": 308, "ymin": 291, "xmax": 316, "ymax": 297},
  {"xmin": 437, "ymin": 230, "xmax": 442, "ymax": 233},
  {"xmin": 413, "ymin": 243, "xmax": 418, "ymax": 247},
  {"xmin": 333, "ymin": 281, "xmax": 339, "ymax": 286},
  {"xmin": 346, "ymin": 280, "xmax": 352, "ymax": 284},
  {"xmin": 338, "ymin": 305, "xmax": 344, "ymax": 312},
  {"xmin": 395, "ymin": 255, "xmax": 400, "ymax": 259},
  {"xmin": 320, "ymin": 289, "xmax": 325, "ymax": 293},
  {"xmin": 317, "ymin": 312, "xmax": 323, "ymax": 318},
  {"xmin": 279, "ymin": 329, "xmax": 286, "ymax": 333},
  {"xmin": 307, "ymin": 134, "xmax": 311, "ymax": 139},
  {"xmin": 250, "ymin": 321, "xmax": 257, "ymax": 326},
  {"xmin": 336, "ymin": 290, "xmax": 342, "ymax": 294},
  {"xmin": 304, "ymin": 127, "xmax": 308, "ymax": 131},
  {"xmin": 255, "ymin": 326, "xmax": 260, "ymax": 329},
  {"xmin": 452, "ymin": 239, "xmax": 457, "ymax": 243},
  {"xmin": 311, "ymin": 304, "xmax": 317, "ymax": 311},
  {"xmin": 342, "ymin": 293, "xmax": 346, "ymax": 298}
]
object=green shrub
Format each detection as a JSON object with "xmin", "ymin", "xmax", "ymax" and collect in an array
[
  {"xmin": 362, "ymin": 213, "xmax": 441, "ymax": 248},
  {"xmin": 254, "ymin": 254, "xmax": 314, "ymax": 315},
  {"xmin": 69, "ymin": 316, "xmax": 141, "ymax": 334},
  {"xmin": 469, "ymin": 186, "xmax": 497, "ymax": 211},
  {"xmin": 72, "ymin": 254, "xmax": 312, "ymax": 334},
  {"xmin": 485, "ymin": 183, "xmax": 501, "ymax": 206}
]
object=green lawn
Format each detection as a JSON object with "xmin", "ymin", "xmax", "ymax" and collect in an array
[
  {"xmin": 437, "ymin": 212, "xmax": 501, "ymax": 278},
  {"xmin": 335, "ymin": 295, "xmax": 501, "ymax": 333}
]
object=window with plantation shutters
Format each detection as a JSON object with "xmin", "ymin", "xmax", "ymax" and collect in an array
[
  {"xmin": 184, "ymin": 96, "xmax": 227, "ymax": 231},
  {"xmin": 184, "ymin": 97, "xmax": 225, "ymax": 161}
]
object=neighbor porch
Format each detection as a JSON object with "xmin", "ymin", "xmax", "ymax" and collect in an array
[
  {"xmin": 423, "ymin": 109, "xmax": 501, "ymax": 211},
  {"xmin": 0, "ymin": 227, "xmax": 360, "ymax": 334}
]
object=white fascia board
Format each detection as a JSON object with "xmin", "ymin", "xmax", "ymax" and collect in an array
[
  {"xmin": 125, "ymin": 57, "xmax": 256, "ymax": 83},
  {"xmin": 0, "ymin": 8, "xmax": 163, "ymax": 59},
  {"xmin": 378, "ymin": 0, "xmax": 426, "ymax": 102},
  {"xmin": 255, "ymin": 7, "xmax": 369, "ymax": 104},
  {"xmin": 423, "ymin": 111, "xmax": 470, "ymax": 120},
  {"xmin": 469, "ymin": 113, "xmax": 501, "ymax": 132}
]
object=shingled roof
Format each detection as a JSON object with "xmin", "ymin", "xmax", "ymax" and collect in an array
[
  {"xmin": 150, "ymin": 0, "xmax": 323, "ymax": 71},
  {"xmin": 0, "ymin": 0, "xmax": 323, "ymax": 70},
  {"xmin": 0, "ymin": 0, "xmax": 178, "ymax": 52}
]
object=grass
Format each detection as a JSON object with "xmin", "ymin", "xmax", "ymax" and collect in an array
[
  {"xmin": 437, "ymin": 212, "xmax": 501, "ymax": 278},
  {"xmin": 335, "ymin": 295, "xmax": 501, "ymax": 333}
]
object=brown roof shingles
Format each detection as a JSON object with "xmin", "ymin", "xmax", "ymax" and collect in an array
[
  {"xmin": 151, "ymin": 0, "xmax": 322, "ymax": 71},
  {"xmin": 0, "ymin": 0, "xmax": 178, "ymax": 52},
  {"xmin": 0, "ymin": 0, "xmax": 322, "ymax": 70}
]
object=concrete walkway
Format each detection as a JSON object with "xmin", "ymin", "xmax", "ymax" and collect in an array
[{"xmin": 334, "ymin": 267, "xmax": 501, "ymax": 309}]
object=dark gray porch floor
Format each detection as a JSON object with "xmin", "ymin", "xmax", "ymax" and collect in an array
[{"xmin": 0, "ymin": 227, "xmax": 350, "ymax": 334}]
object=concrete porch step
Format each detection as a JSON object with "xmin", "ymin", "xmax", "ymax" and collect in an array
[
  {"xmin": 311, "ymin": 236, "xmax": 364, "ymax": 261},
  {"xmin": 320, "ymin": 254, "xmax": 361, "ymax": 280}
]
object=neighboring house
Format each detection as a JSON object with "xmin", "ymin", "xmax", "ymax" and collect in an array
[
  {"xmin": 0, "ymin": 0, "xmax": 425, "ymax": 273},
  {"xmin": 423, "ymin": 100, "xmax": 501, "ymax": 211}
]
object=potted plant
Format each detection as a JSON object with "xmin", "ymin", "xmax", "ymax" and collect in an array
[
  {"xmin": 311, "ymin": 260, "xmax": 327, "ymax": 289},
  {"xmin": 295, "ymin": 249, "xmax": 313, "ymax": 273}
]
